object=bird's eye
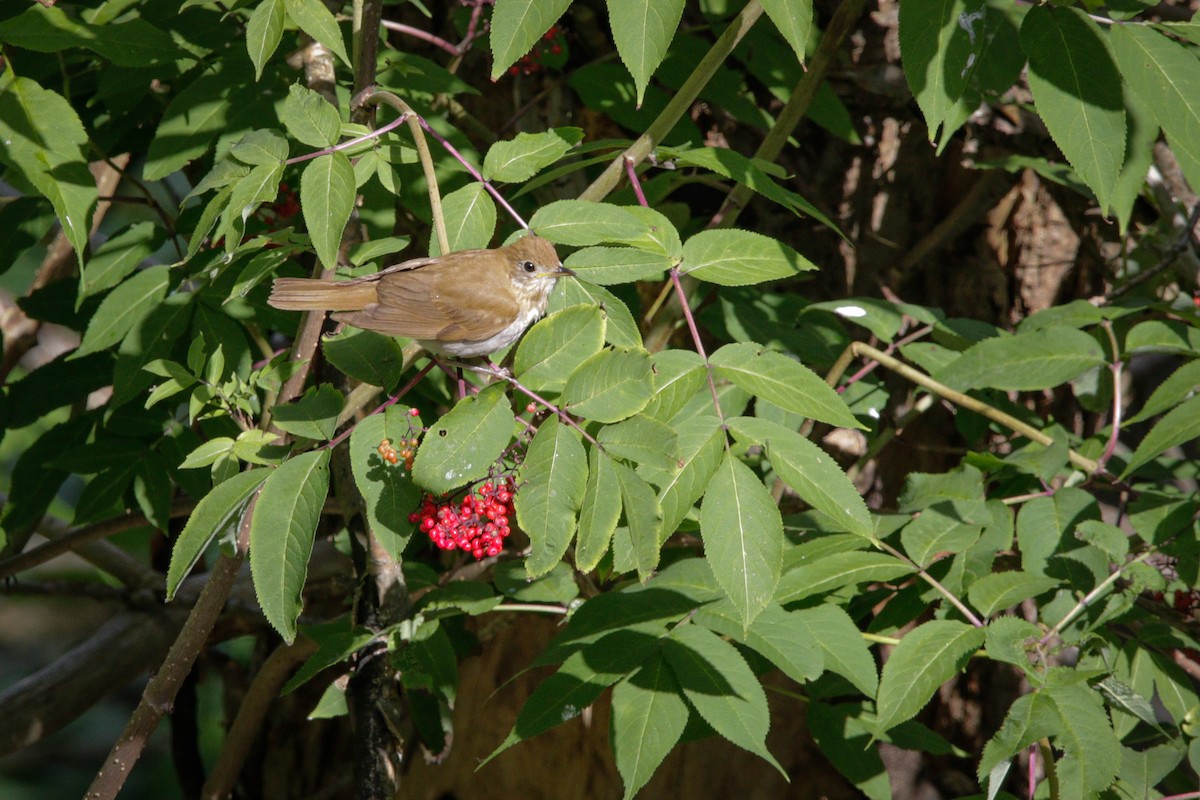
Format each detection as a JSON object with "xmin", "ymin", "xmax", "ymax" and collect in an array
[{"xmin": 521, "ymin": 260, "xmax": 537, "ymax": 273}]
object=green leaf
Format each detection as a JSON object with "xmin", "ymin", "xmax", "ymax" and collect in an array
[
  {"xmin": 144, "ymin": 59, "xmax": 250, "ymax": 181},
  {"xmin": 179, "ymin": 438, "xmax": 236, "ymax": 470},
  {"xmin": 606, "ymin": 0, "xmax": 684, "ymax": 106},
  {"xmin": 652, "ymin": 415, "xmax": 724, "ymax": 536},
  {"xmin": 563, "ymin": 246, "xmax": 673, "ymax": 285},
  {"xmin": 900, "ymin": 498, "xmax": 987, "ymax": 567},
  {"xmin": 775, "ymin": 550, "xmax": 916, "ymax": 604},
  {"xmin": 489, "ymin": 0, "xmax": 571, "ymax": 79},
  {"xmin": 349, "ymin": 236, "xmax": 412, "ymax": 267},
  {"xmin": 899, "ymin": 0, "xmax": 982, "ymax": 144},
  {"xmin": 482, "ymin": 127, "xmax": 584, "ymax": 182},
  {"xmin": 249, "ymin": 450, "xmax": 331, "ymax": 643},
  {"xmin": 1042, "ymin": 677, "xmax": 1122, "ymax": 797},
  {"xmin": 1111, "ymin": 24, "xmax": 1200, "ymax": 196},
  {"xmin": 74, "ymin": 266, "xmax": 170, "ymax": 359},
  {"xmin": 272, "ymin": 384, "xmax": 343, "ymax": 440},
  {"xmin": 561, "ymin": 347, "xmax": 655, "ymax": 423},
  {"xmin": 322, "ymin": 328, "xmax": 405, "ymax": 393},
  {"xmin": 166, "ymin": 469, "xmax": 268, "ymax": 599},
  {"xmin": 412, "ymin": 384, "xmax": 513, "ymax": 494},
  {"xmin": 517, "ymin": 418, "xmax": 588, "ymax": 578},
  {"xmin": 112, "ymin": 293, "xmax": 194, "ymax": 408},
  {"xmin": 680, "ymin": 229, "xmax": 809, "ymax": 286},
  {"xmin": 807, "ymin": 702, "xmax": 891, "ymax": 800},
  {"xmin": 282, "ymin": 617, "xmax": 375, "ymax": 695},
  {"xmin": 968, "ymin": 571, "xmax": 1061, "ymax": 618},
  {"xmin": 642, "ymin": 350, "xmax": 706, "ymax": 421},
  {"xmin": 301, "ymin": 152, "xmax": 355, "ymax": 270},
  {"xmin": 228, "ymin": 162, "xmax": 285, "ymax": 228},
  {"xmin": 575, "ymin": 448, "xmax": 623, "ymax": 572},
  {"xmin": 1020, "ymin": 5, "xmax": 1126, "ymax": 208},
  {"xmin": 760, "ymin": 0, "xmax": 812, "ymax": 65},
  {"xmin": 283, "ymin": 0, "xmax": 349, "ymax": 65},
  {"xmin": 80, "ymin": 222, "xmax": 161, "ymax": 301},
  {"xmin": 431, "ymin": 183, "xmax": 496, "ymax": 255},
  {"xmin": 611, "ymin": 652, "xmax": 689, "ymax": 800},
  {"xmin": 694, "ymin": 600, "xmax": 823, "ymax": 684},
  {"xmin": 597, "ymin": 415, "xmax": 678, "ymax": 471},
  {"xmin": 1126, "ymin": 360, "xmax": 1200, "ymax": 425},
  {"xmin": 934, "ymin": 327, "xmax": 1106, "ymax": 391},
  {"xmin": 614, "ymin": 460, "xmax": 663, "ymax": 579},
  {"xmin": 552, "ymin": 279, "xmax": 643, "ymax": 348},
  {"xmin": 280, "ymin": 82, "xmax": 342, "ymax": 148},
  {"xmin": 231, "ymin": 129, "xmax": 289, "ymax": 166},
  {"xmin": 513, "ymin": 304, "xmax": 607, "ymax": 393},
  {"xmin": 0, "ymin": 6, "xmax": 181, "ymax": 67},
  {"xmin": 874, "ymin": 620, "xmax": 985, "ymax": 733},
  {"xmin": 701, "ymin": 452, "xmax": 783, "ymax": 628},
  {"xmin": 0, "ymin": 76, "xmax": 96, "ymax": 268},
  {"xmin": 709, "ymin": 342, "xmax": 862, "ymax": 429},
  {"xmin": 727, "ymin": 416, "xmax": 872, "ymax": 539},
  {"xmin": 246, "ymin": 0, "xmax": 285, "ymax": 80},
  {"xmin": 1123, "ymin": 319, "xmax": 1200, "ymax": 356},
  {"xmin": 1121, "ymin": 393, "xmax": 1200, "ymax": 478},
  {"xmin": 530, "ymin": 200, "xmax": 647, "ymax": 246},
  {"xmin": 664, "ymin": 624, "xmax": 783, "ymax": 774}
]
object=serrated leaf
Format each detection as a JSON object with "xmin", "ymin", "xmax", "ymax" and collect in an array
[
  {"xmin": 552, "ymin": 279, "xmax": 643, "ymax": 348},
  {"xmin": 775, "ymin": 550, "xmax": 916, "ymax": 604},
  {"xmin": 652, "ymin": 415, "xmax": 724, "ymax": 536},
  {"xmin": 710, "ymin": 342, "xmax": 862, "ymax": 430},
  {"xmin": 900, "ymin": 498, "xmax": 987, "ymax": 567},
  {"xmin": 518, "ymin": 418, "xmax": 588, "ymax": 577},
  {"xmin": 490, "ymin": 0, "xmax": 571, "ymax": 79},
  {"xmin": 1121, "ymin": 393, "xmax": 1200, "ymax": 478},
  {"xmin": 280, "ymin": 82, "xmax": 341, "ymax": 148},
  {"xmin": 166, "ymin": 469, "xmax": 268, "ymax": 599},
  {"xmin": 431, "ymin": 183, "xmax": 496, "ymax": 256},
  {"xmin": 246, "ymin": 0, "xmax": 285, "ymax": 80},
  {"xmin": 301, "ymin": 152, "xmax": 355, "ymax": 270},
  {"xmin": 598, "ymin": 415, "xmax": 678, "ymax": 471},
  {"xmin": 1127, "ymin": 360, "xmax": 1200, "ymax": 425},
  {"xmin": 899, "ymin": 0, "xmax": 983, "ymax": 143},
  {"xmin": 934, "ymin": 327, "xmax": 1106, "ymax": 391},
  {"xmin": 231, "ymin": 129, "xmax": 289, "ymax": 166},
  {"xmin": 728, "ymin": 416, "xmax": 872, "ymax": 538},
  {"xmin": 112, "ymin": 294, "xmax": 194, "ymax": 408},
  {"xmin": 482, "ymin": 127, "xmax": 584, "ymax": 182},
  {"xmin": 701, "ymin": 452, "xmax": 783, "ymax": 628},
  {"xmin": 760, "ymin": 0, "xmax": 812, "ymax": 65},
  {"xmin": 0, "ymin": 76, "xmax": 95, "ymax": 268},
  {"xmin": 561, "ymin": 347, "xmax": 654, "ymax": 423},
  {"xmin": 606, "ymin": 0, "xmax": 684, "ymax": 106},
  {"xmin": 144, "ymin": 60, "xmax": 248, "ymax": 181},
  {"xmin": 575, "ymin": 448, "xmax": 623, "ymax": 572},
  {"xmin": 249, "ymin": 450, "xmax": 331, "ymax": 643},
  {"xmin": 321, "ymin": 328, "xmax": 405, "ymax": 393},
  {"xmin": 694, "ymin": 600, "xmax": 823, "ymax": 684},
  {"xmin": 968, "ymin": 571, "xmax": 1061, "ymax": 618},
  {"xmin": 74, "ymin": 266, "xmax": 170, "ymax": 359},
  {"xmin": 642, "ymin": 349, "xmax": 706, "ymax": 421},
  {"xmin": 349, "ymin": 236, "xmax": 412, "ymax": 267},
  {"xmin": 80, "ymin": 222, "xmax": 160, "ymax": 301},
  {"xmin": 612, "ymin": 652, "xmax": 689, "ymax": 800},
  {"xmin": 1020, "ymin": 5, "xmax": 1125, "ymax": 208},
  {"xmin": 228, "ymin": 162, "xmax": 285, "ymax": 228},
  {"xmin": 412, "ymin": 384, "xmax": 513, "ymax": 494},
  {"xmin": 614, "ymin": 460, "xmax": 663, "ymax": 579},
  {"xmin": 1043, "ymin": 677, "xmax": 1121, "ymax": 796},
  {"xmin": 1111, "ymin": 24, "xmax": 1200, "ymax": 197},
  {"xmin": 514, "ymin": 304, "xmax": 606, "ymax": 393},
  {"xmin": 563, "ymin": 246, "xmax": 672, "ymax": 285},
  {"xmin": 272, "ymin": 383, "xmax": 343, "ymax": 440},
  {"xmin": 874, "ymin": 620, "xmax": 985, "ymax": 733},
  {"xmin": 680, "ymin": 229, "xmax": 809, "ymax": 286},
  {"xmin": 530, "ymin": 200, "xmax": 647, "ymax": 246},
  {"xmin": 284, "ymin": 0, "xmax": 349, "ymax": 65},
  {"xmin": 664, "ymin": 624, "xmax": 783, "ymax": 774}
]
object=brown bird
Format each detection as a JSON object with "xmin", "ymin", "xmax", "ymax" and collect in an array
[{"xmin": 268, "ymin": 234, "xmax": 571, "ymax": 358}]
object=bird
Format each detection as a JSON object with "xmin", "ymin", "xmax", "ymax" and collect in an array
[{"xmin": 268, "ymin": 234, "xmax": 571, "ymax": 358}]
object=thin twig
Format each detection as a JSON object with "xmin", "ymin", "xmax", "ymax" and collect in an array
[{"xmin": 877, "ymin": 540, "xmax": 984, "ymax": 627}]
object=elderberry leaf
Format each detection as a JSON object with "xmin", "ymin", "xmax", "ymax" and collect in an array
[
  {"xmin": 514, "ymin": 303, "xmax": 607, "ymax": 393},
  {"xmin": 874, "ymin": 620, "xmax": 985, "ymax": 734},
  {"xmin": 612, "ymin": 651, "xmax": 689, "ymax": 800},
  {"xmin": 575, "ymin": 448, "xmax": 623, "ymax": 573},
  {"xmin": 412, "ymin": 383, "xmax": 513, "ymax": 495},
  {"xmin": 700, "ymin": 452, "xmax": 783, "ymax": 628},
  {"xmin": 518, "ymin": 417, "xmax": 587, "ymax": 578},
  {"xmin": 250, "ymin": 449, "xmax": 331, "ymax": 643},
  {"xmin": 349, "ymin": 405, "xmax": 422, "ymax": 559},
  {"xmin": 561, "ymin": 347, "xmax": 654, "ymax": 423},
  {"xmin": 663, "ymin": 624, "xmax": 783, "ymax": 774}
]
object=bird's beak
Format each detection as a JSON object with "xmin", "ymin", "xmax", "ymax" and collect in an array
[{"xmin": 543, "ymin": 264, "xmax": 575, "ymax": 279}]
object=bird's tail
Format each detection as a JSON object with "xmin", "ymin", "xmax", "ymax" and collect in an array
[{"xmin": 267, "ymin": 278, "xmax": 375, "ymax": 311}]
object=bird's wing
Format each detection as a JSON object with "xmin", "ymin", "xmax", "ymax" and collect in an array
[{"xmin": 364, "ymin": 262, "xmax": 521, "ymax": 342}]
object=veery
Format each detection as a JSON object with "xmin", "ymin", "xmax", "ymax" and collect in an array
[{"xmin": 268, "ymin": 234, "xmax": 571, "ymax": 357}]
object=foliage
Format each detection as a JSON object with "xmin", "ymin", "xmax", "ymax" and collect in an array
[{"xmin": 1, "ymin": 0, "xmax": 1200, "ymax": 798}]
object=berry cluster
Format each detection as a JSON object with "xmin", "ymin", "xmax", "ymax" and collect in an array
[
  {"xmin": 409, "ymin": 479, "xmax": 516, "ymax": 560},
  {"xmin": 507, "ymin": 24, "xmax": 567, "ymax": 76},
  {"xmin": 377, "ymin": 436, "xmax": 418, "ymax": 471}
]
